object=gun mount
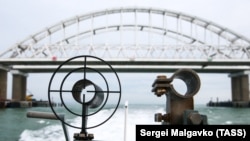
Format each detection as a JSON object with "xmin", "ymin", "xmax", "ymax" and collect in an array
[
  {"xmin": 152, "ymin": 69, "xmax": 208, "ymax": 125},
  {"xmin": 27, "ymin": 55, "xmax": 122, "ymax": 141}
]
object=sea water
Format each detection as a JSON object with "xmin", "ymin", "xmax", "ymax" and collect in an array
[{"xmin": 1, "ymin": 104, "xmax": 250, "ymax": 141}]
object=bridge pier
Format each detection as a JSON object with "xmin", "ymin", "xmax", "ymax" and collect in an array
[
  {"xmin": 12, "ymin": 70, "xmax": 28, "ymax": 101},
  {"xmin": 0, "ymin": 68, "xmax": 8, "ymax": 101},
  {"xmin": 229, "ymin": 71, "xmax": 250, "ymax": 107}
]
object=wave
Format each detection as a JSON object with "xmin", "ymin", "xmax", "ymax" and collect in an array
[{"xmin": 19, "ymin": 104, "xmax": 164, "ymax": 141}]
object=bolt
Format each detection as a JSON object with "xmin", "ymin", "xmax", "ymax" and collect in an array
[
  {"xmin": 155, "ymin": 113, "xmax": 163, "ymax": 122},
  {"xmin": 155, "ymin": 113, "xmax": 170, "ymax": 122},
  {"xmin": 188, "ymin": 112, "xmax": 202, "ymax": 125},
  {"xmin": 155, "ymin": 88, "xmax": 167, "ymax": 96},
  {"xmin": 157, "ymin": 75, "xmax": 167, "ymax": 79}
]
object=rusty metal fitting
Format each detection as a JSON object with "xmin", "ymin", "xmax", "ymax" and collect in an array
[
  {"xmin": 155, "ymin": 113, "xmax": 170, "ymax": 123},
  {"xmin": 157, "ymin": 75, "xmax": 167, "ymax": 79},
  {"xmin": 152, "ymin": 69, "xmax": 200, "ymax": 99},
  {"xmin": 152, "ymin": 75, "xmax": 171, "ymax": 97},
  {"xmin": 171, "ymin": 69, "xmax": 200, "ymax": 98},
  {"xmin": 155, "ymin": 113, "xmax": 162, "ymax": 122},
  {"xmin": 152, "ymin": 69, "xmax": 202, "ymax": 125},
  {"xmin": 155, "ymin": 89, "xmax": 167, "ymax": 97},
  {"xmin": 188, "ymin": 112, "xmax": 203, "ymax": 125}
]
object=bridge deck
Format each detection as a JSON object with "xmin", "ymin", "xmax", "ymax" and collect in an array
[{"xmin": 0, "ymin": 58, "xmax": 250, "ymax": 73}]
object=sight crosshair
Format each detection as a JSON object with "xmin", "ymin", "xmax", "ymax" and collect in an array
[{"xmin": 48, "ymin": 55, "xmax": 122, "ymax": 140}]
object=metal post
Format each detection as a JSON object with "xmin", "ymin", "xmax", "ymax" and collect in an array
[{"xmin": 124, "ymin": 101, "xmax": 128, "ymax": 141}]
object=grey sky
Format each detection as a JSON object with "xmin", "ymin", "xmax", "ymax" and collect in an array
[{"xmin": 1, "ymin": 0, "xmax": 250, "ymax": 105}]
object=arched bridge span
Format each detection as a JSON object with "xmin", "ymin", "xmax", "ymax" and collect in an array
[
  {"xmin": 0, "ymin": 7, "xmax": 249, "ymax": 106},
  {"xmin": 0, "ymin": 7, "xmax": 250, "ymax": 73}
]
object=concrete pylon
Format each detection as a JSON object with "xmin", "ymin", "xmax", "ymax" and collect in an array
[
  {"xmin": 0, "ymin": 68, "xmax": 8, "ymax": 100},
  {"xmin": 229, "ymin": 71, "xmax": 250, "ymax": 107},
  {"xmin": 12, "ymin": 70, "xmax": 28, "ymax": 101}
]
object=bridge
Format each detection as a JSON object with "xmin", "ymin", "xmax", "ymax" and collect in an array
[{"xmin": 0, "ymin": 7, "xmax": 250, "ymax": 106}]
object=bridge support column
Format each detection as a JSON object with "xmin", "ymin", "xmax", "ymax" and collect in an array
[
  {"xmin": 229, "ymin": 71, "xmax": 250, "ymax": 107},
  {"xmin": 12, "ymin": 70, "xmax": 28, "ymax": 101},
  {"xmin": 0, "ymin": 67, "xmax": 8, "ymax": 101}
]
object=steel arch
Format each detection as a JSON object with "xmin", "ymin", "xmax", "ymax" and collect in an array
[{"xmin": 1, "ymin": 7, "xmax": 250, "ymax": 59}]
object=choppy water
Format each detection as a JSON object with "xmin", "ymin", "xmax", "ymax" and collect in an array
[{"xmin": 1, "ymin": 104, "xmax": 250, "ymax": 141}]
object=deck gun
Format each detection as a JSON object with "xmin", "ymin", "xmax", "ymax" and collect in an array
[
  {"xmin": 26, "ymin": 55, "xmax": 122, "ymax": 141},
  {"xmin": 152, "ymin": 69, "xmax": 208, "ymax": 125}
]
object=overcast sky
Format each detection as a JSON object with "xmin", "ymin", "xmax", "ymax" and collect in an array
[{"xmin": 1, "ymin": 0, "xmax": 250, "ymax": 105}]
